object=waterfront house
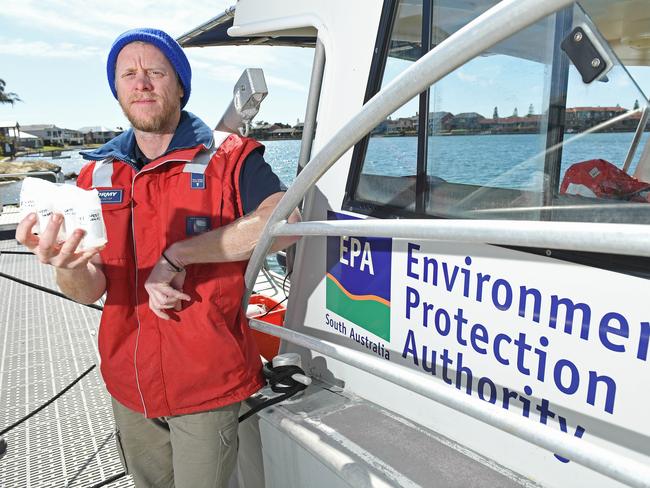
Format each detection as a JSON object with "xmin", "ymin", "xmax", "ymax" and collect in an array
[
  {"xmin": 428, "ymin": 111, "xmax": 453, "ymax": 134},
  {"xmin": 17, "ymin": 131, "xmax": 43, "ymax": 149},
  {"xmin": 565, "ymin": 106, "xmax": 628, "ymax": 132},
  {"xmin": 249, "ymin": 122, "xmax": 281, "ymax": 139},
  {"xmin": 387, "ymin": 116, "xmax": 418, "ymax": 135},
  {"xmin": 621, "ymin": 110, "xmax": 645, "ymax": 132},
  {"xmin": 21, "ymin": 124, "xmax": 84, "ymax": 146},
  {"xmin": 0, "ymin": 121, "xmax": 20, "ymax": 140},
  {"xmin": 447, "ymin": 112, "xmax": 485, "ymax": 132},
  {"xmin": 0, "ymin": 122, "xmax": 44, "ymax": 151},
  {"xmin": 479, "ymin": 115, "xmax": 542, "ymax": 134},
  {"xmin": 270, "ymin": 127, "xmax": 298, "ymax": 139},
  {"xmin": 291, "ymin": 121, "xmax": 304, "ymax": 138},
  {"xmin": 78, "ymin": 126, "xmax": 124, "ymax": 144}
]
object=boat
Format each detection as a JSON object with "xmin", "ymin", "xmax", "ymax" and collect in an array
[{"xmin": 2, "ymin": 0, "xmax": 650, "ymax": 486}]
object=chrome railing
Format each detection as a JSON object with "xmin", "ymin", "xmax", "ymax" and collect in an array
[
  {"xmin": 0, "ymin": 171, "xmax": 61, "ymax": 182},
  {"xmin": 0, "ymin": 171, "xmax": 63, "ymax": 207},
  {"xmin": 270, "ymin": 218, "xmax": 650, "ymax": 257}
]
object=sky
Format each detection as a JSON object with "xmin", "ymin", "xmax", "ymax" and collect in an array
[
  {"xmin": 1, "ymin": 0, "xmax": 650, "ymax": 132},
  {"xmin": 0, "ymin": 0, "xmax": 314, "ymax": 130},
  {"xmin": 389, "ymin": 55, "xmax": 650, "ymax": 121}
]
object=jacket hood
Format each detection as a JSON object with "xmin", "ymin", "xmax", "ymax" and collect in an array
[{"xmin": 80, "ymin": 111, "xmax": 213, "ymax": 163}]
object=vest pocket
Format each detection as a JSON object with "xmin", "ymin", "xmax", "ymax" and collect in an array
[
  {"xmin": 161, "ymin": 171, "xmax": 223, "ymax": 253},
  {"xmin": 97, "ymin": 187, "xmax": 133, "ymax": 280}
]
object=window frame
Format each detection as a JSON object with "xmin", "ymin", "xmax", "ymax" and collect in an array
[
  {"xmin": 342, "ymin": 0, "xmax": 650, "ymax": 275},
  {"xmin": 343, "ymin": 0, "xmax": 400, "ymax": 213}
]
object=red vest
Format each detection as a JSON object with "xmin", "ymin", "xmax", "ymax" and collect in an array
[{"xmin": 77, "ymin": 134, "xmax": 265, "ymax": 418}]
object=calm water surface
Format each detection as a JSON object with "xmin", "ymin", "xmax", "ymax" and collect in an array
[{"xmin": 364, "ymin": 132, "xmax": 649, "ymax": 189}]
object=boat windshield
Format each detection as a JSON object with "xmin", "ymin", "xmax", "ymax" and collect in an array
[{"xmin": 347, "ymin": 0, "xmax": 650, "ymax": 225}]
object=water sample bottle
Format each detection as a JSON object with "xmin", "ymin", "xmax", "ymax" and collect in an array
[{"xmin": 75, "ymin": 189, "xmax": 108, "ymax": 250}]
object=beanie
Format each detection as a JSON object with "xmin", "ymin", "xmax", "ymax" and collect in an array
[{"xmin": 107, "ymin": 28, "xmax": 191, "ymax": 108}]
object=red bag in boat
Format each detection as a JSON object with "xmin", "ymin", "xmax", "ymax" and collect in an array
[{"xmin": 560, "ymin": 159, "xmax": 650, "ymax": 202}]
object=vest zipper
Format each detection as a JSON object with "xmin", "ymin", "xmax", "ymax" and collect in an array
[{"xmin": 129, "ymin": 156, "xmax": 196, "ymax": 417}]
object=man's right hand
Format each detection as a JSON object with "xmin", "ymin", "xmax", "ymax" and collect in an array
[{"xmin": 15, "ymin": 212, "xmax": 101, "ymax": 269}]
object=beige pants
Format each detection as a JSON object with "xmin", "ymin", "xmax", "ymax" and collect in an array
[{"xmin": 111, "ymin": 397, "xmax": 240, "ymax": 488}]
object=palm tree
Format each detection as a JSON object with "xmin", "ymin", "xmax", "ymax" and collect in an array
[{"xmin": 0, "ymin": 79, "xmax": 21, "ymax": 105}]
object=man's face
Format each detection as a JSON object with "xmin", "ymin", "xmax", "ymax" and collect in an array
[{"xmin": 114, "ymin": 42, "xmax": 183, "ymax": 133}]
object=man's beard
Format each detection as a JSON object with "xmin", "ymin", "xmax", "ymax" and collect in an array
[{"xmin": 120, "ymin": 95, "xmax": 179, "ymax": 133}]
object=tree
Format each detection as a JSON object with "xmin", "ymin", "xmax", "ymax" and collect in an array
[
  {"xmin": 0, "ymin": 79, "xmax": 21, "ymax": 106},
  {"xmin": 493, "ymin": 106, "xmax": 499, "ymax": 119},
  {"xmin": 634, "ymin": 99, "xmax": 640, "ymax": 110}
]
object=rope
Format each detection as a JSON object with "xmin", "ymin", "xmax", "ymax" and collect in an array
[
  {"xmin": 0, "ymin": 270, "xmax": 103, "ymax": 311},
  {"xmin": 238, "ymin": 363, "xmax": 308, "ymax": 423},
  {"xmin": 281, "ymin": 270, "xmax": 292, "ymax": 298},
  {"xmin": 88, "ymin": 472, "xmax": 127, "ymax": 488},
  {"xmin": 249, "ymin": 270, "xmax": 291, "ymax": 319},
  {"xmin": 65, "ymin": 431, "xmax": 115, "ymax": 488},
  {"xmin": 258, "ymin": 295, "xmax": 288, "ymax": 317},
  {"xmin": 0, "ymin": 365, "xmax": 97, "ymax": 438}
]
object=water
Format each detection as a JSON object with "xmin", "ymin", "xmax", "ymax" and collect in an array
[
  {"xmin": 2, "ymin": 132, "xmax": 646, "ymax": 205},
  {"xmin": 364, "ymin": 132, "xmax": 649, "ymax": 190}
]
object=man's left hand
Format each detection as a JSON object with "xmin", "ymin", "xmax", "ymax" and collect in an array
[{"xmin": 145, "ymin": 258, "xmax": 191, "ymax": 320}]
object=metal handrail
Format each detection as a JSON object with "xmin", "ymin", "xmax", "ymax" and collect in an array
[
  {"xmin": 623, "ymin": 102, "xmax": 650, "ymax": 173},
  {"xmin": 0, "ymin": 171, "xmax": 60, "ymax": 181},
  {"xmin": 297, "ymin": 39, "xmax": 325, "ymax": 173},
  {"xmin": 249, "ymin": 319, "xmax": 650, "ymax": 488},
  {"xmin": 269, "ymin": 219, "xmax": 650, "ymax": 257},
  {"xmin": 0, "ymin": 171, "xmax": 62, "ymax": 207},
  {"xmin": 243, "ymin": 0, "xmax": 576, "ymax": 300}
]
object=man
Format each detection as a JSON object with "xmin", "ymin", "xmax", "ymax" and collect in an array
[{"xmin": 16, "ymin": 28, "xmax": 300, "ymax": 488}]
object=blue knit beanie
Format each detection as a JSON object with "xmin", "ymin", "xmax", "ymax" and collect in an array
[{"xmin": 107, "ymin": 28, "xmax": 191, "ymax": 108}]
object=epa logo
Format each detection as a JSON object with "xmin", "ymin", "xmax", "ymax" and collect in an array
[
  {"xmin": 339, "ymin": 236, "xmax": 375, "ymax": 274},
  {"xmin": 326, "ymin": 212, "xmax": 391, "ymax": 341}
]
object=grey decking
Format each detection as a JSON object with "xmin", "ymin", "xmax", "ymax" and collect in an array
[{"xmin": 0, "ymin": 238, "xmax": 132, "ymax": 487}]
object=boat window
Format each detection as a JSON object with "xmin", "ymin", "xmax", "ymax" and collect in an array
[
  {"xmin": 425, "ymin": 20, "xmax": 553, "ymax": 220},
  {"xmin": 346, "ymin": 0, "xmax": 650, "ymax": 225},
  {"xmin": 353, "ymin": 0, "xmax": 424, "ymax": 213}
]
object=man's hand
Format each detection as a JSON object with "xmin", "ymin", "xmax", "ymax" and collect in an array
[
  {"xmin": 15, "ymin": 212, "xmax": 107, "ymax": 305},
  {"xmin": 16, "ymin": 212, "xmax": 100, "ymax": 269},
  {"xmin": 144, "ymin": 256, "xmax": 191, "ymax": 320}
]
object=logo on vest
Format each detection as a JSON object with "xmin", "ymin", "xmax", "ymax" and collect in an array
[
  {"xmin": 97, "ymin": 189, "xmax": 123, "ymax": 204},
  {"xmin": 186, "ymin": 216, "xmax": 211, "ymax": 236},
  {"xmin": 190, "ymin": 173, "xmax": 206, "ymax": 190}
]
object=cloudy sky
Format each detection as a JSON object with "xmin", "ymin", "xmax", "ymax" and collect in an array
[
  {"xmin": 0, "ymin": 0, "xmax": 313, "ymax": 130},
  {"xmin": 1, "ymin": 0, "xmax": 649, "ymax": 132}
]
